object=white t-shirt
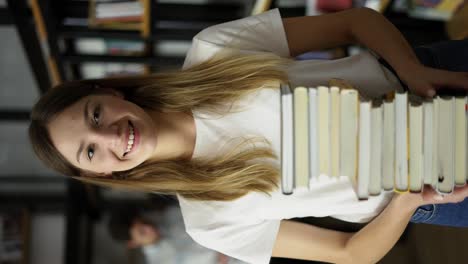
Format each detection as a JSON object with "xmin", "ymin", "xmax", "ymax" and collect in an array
[
  {"xmin": 142, "ymin": 206, "xmax": 246, "ymax": 264},
  {"xmin": 177, "ymin": 8, "xmax": 401, "ymax": 264}
]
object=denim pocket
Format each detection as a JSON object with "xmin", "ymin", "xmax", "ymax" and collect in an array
[{"xmin": 410, "ymin": 204, "xmax": 436, "ymax": 223}]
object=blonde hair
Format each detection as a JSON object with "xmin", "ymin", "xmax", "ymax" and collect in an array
[{"xmin": 29, "ymin": 50, "xmax": 291, "ymax": 201}]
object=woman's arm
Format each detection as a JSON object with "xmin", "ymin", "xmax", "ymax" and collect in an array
[
  {"xmin": 283, "ymin": 7, "xmax": 419, "ymax": 75},
  {"xmin": 272, "ymin": 194, "xmax": 417, "ymax": 264},
  {"xmin": 283, "ymin": 8, "xmax": 468, "ymax": 97},
  {"xmin": 272, "ymin": 185, "xmax": 468, "ymax": 263}
]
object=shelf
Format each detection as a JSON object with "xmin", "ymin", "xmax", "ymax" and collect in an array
[
  {"xmin": 61, "ymin": 53, "xmax": 184, "ymax": 66},
  {"xmin": 58, "ymin": 19, "xmax": 218, "ymax": 41},
  {"xmin": 59, "ymin": 26, "xmax": 145, "ymax": 40}
]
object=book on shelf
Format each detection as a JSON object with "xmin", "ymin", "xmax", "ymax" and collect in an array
[
  {"xmin": 407, "ymin": 0, "xmax": 465, "ymax": 21},
  {"xmin": 75, "ymin": 38, "xmax": 145, "ymax": 56},
  {"xmin": 81, "ymin": 62, "xmax": 145, "ymax": 79},
  {"xmin": 280, "ymin": 84, "xmax": 468, "ymax": 200},
  {"xmin": 89, "ymin": 0, "xmax": 144, "ymax": 30}
]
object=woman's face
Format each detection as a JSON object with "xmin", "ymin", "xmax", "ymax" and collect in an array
[{"xmin": 47, "ymin": 92, "xmax": 158, "ymax": 175}]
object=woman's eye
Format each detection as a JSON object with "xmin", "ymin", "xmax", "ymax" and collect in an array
[
  {"xmin": 93, "ymin": 106, "xmax": 100, "ymax": 124},
  {"xmin": 87, "ymin": 147, "xmax": 94, "ymax": 160}
]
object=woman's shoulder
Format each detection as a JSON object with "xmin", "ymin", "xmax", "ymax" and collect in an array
[{"xmin": 183, "ymin": 8, "xmax": 290, "ymax": 69}]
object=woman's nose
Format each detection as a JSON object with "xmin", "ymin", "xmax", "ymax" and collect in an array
[{"xmin": 90, "ymin": 124, "xmax": 121, "ymax": 149}]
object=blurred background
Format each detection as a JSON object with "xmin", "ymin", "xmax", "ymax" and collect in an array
[{"xmin": 1, "ymin": 0, "xmax": 468, "ymax": 264}]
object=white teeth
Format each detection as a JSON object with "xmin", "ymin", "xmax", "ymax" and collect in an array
[{"xmin": 125, "ymin": 124, "xmax": 135, "ymax": 154}]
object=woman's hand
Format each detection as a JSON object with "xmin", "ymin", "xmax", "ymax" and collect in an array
[
  {"xmin": 398, "ymin": 184, "xmax": 468, "ymax": 210},
  {"xmin": 397, "ymin": 63, "xmax": 468, "ymax": 98}
]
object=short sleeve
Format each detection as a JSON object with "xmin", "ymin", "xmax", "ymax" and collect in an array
[
  {"xmin": 177, "ymin": 195, "xmax": 281, "ymax": 264},
  {"xmin": 183, "ymin": 8, "xmax": 290, "ymax": 69},
  {"xmin": 186, "ymin": 218, "xmax": 281, "ymax": 264}
]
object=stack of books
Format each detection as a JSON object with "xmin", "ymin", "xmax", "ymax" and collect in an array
[{"xmin": 280, "ymin": 84, "xmax": 468, "ymax": 200}]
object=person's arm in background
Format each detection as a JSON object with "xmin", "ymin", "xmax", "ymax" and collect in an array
[
  {"xmin": 283, "ymin": 7, "xmax": 468, "ymax": 98},
  {"xmin": 272, "ymin": 185, "xmax": 468, "ymax": 263}
]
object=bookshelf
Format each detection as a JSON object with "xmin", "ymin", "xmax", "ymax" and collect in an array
[
  {"xmin": 33, "ymin": 0, "xmax": 249, "ymax": 81},
  {"xmin": 21, "ymin": 0, "xmax": 457, "ymax": 86}
]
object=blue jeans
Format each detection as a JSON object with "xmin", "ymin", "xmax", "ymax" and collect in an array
[{"xmin": 400, "ymin": 39, "xmax": 468, "ymax": 227}]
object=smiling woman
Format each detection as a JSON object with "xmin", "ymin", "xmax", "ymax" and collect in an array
[
  {"xmin": 28, "ymin": 51, "xmax": 288, "ymax": 199},
  {"xmin": 46, "ymin": 91, "xmax": 162, "ymax": 174}
]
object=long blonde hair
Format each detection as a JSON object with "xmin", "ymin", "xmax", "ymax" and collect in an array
[{"xmin": 29, "ymin": 50, "xmax": 291, "ymax": 201}]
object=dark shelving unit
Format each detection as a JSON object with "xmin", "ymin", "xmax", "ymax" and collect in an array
[{"xmin": 34, "ymin": 0, "xmax": 251, "ymax": 82}]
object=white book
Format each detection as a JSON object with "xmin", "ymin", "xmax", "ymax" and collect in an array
[
  {"xmin": 432, "ymin": 98, "xmax": 439, "ymax": 187},
  {"xmin": 294, "ymin": 87, "xmax": 309, "ymax": 188},
  {"xmin": 395, "ymin": 92, "xmax": 408, "ymax": 192},
  {"xmin": 382, "ymin": 100, "xmax": 395, "ymax": 191},
  {"xmin": 308, "ymin": 87, "xmax": 319, "ymax": 184},
  {"xmin": 357, "ymin": 101, "xmax": 371, "ymax": 200},
  {"xmin": 423, "ymin": 100, "xmax": 434, "ymax": 185},
  {"xmin": 318, "ymin": 86, "xmax": 330, "ymax": 177},
  {"xmin": 437, "ymin": 96, "xmax": 455, "ymax": 194},
  {"xmin": 369, "ymin": 103, "xmax": 382, "ymax": 196},
  {"xmin": 280, "ymin": 84, "xmax": 294, "ymax": 194},
  {"xmin": 455, "ymin": 96, "xmax": 467, "ymax": 186},
  {"xmin": 96, "ymin": 2, "xmax": 143, "ymax": 18},
  {"xmin": 409, "ymin": 102, "xmax": 424, "ymax": 192},
  {"xmin": 330, "ymin": 87, "xmax": 340, "ymax": 178},
  {"xmin": 340, "ymin": 89, "xmax": 359, "ymax": 185}
]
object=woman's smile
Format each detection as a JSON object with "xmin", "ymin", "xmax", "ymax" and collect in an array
[{"xmin": 124, "ymin": 121, "xmax": 140, "ymax": 157}]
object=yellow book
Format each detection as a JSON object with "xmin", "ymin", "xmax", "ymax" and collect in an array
[
  {"xmin": 294, "ymin": 87, "xmax": 309, "ymax": 188},
  {"xmin": 330, "ymin": 87, "xmax": 340, "ymax": 178},
  {"xmin": 318, "ymin": 86, "xmax": 330, "ymax": 177}
]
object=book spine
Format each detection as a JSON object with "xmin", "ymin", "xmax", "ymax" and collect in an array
[
  {"xmin": 294, "ymin": 87, "xmax": 309, "ymax": 188},
  {"xmin": 280, "ymin": 84, "xmax": 294, "ymax": 194},
  {"xmin": 423, "ymin": 100, "xmax": 433, "ymax": 185},
  {"xmin": 357, "ymin": 101, "xmax": 371, "ymax": 200},
  {"xmin": 330, "ymin": 86, "xmax": 340, "ymax": 177},
  {"xmin": 394, "ymin": 92, "xmax": 409, "ymax": 193},
  {"xmin": 369, "ymin": 105, "xmax": 382, "ymax": 196},
  {"xmin": 308, "ymin": 88, "xmax": 319, "ymax": 185},
  {"xmin": 455, "ymin": 96, "xmax": 467, "ymax": 186},
  {"xmin": 318, "ymin": 86, "xmax": 330, "ymax": 177},
  {"xmin": 382, "ymin": 100, "xmax": 395, "ymax": 191},
  {"xmin": 437, "ymin": 96, "xmax": 455, "ymax": 194}
]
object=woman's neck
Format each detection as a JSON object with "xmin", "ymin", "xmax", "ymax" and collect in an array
[{"xmin": 148, "ymin": 110, "xmax": 196, "ymax": 162}]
